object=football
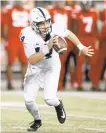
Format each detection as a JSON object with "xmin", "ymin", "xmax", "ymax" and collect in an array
[{"xmin": 53, "ymin": 36, "xmax": 67, "ymax": 54}]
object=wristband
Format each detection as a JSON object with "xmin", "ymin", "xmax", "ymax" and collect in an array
[
  {"xmin": 77, "ymin": 43, "xmax": 85, "ymax": 51},
  {"xmin": 42, "ymin": 45, "xmax": 49, "ymax": 55}
]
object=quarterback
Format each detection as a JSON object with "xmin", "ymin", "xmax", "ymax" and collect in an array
[{"xmin": 20, "ymin": 7, "xmax": 94, "ymax": 131}]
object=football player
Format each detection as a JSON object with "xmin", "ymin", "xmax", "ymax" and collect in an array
[
  {"xmin": 2, "ymin": 1, "xmax": 30, "ymax": 89},
  {"xmin": 20, "ymin": 7, "xmax": 94, "ymax": 131},
  {"xmin": 100, "ymin": 4, "xmax": 106, "ymax": 83},
  {"xmin": 93, "ymin": 4, "xmax": 106, "ymax": 91},
  {"xmin": 64, "ymin": 1, "xmax": 81, "ymax": 89},
  {"xmin": 72, "ymin": 0, "xmax": 100, "ymax": 91}
]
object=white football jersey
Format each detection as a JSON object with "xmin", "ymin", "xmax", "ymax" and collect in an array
[{"xmin": 20, "ymin": 23, "xmax": 70, "ymax": 78}]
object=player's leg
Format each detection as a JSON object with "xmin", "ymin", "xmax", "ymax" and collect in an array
[
  {"xmin": 5, "ymin": 41, "xmax": 18, "ymax": 90},
  {"xmin": 58, "ymin": 40, "xmax": 73, "ymax": 90},
  {"xmin": 43, "ymin": 64, "xmax": 66, "ymax": 124},
  {"xmin": 65, "ymin": 51, "xmax": 77, "ymax": 89},
  {"xmin": 88, "ymin": 42, "xmax": 105, "ymax": 91},
  {"xmin": 24, "ymin": 75, "xmax": 41, "ymax": 131},
  {"xmin": 88, "ymin": 51, "xmax": 99, "ymax": 90},
  {"xmin": 88, "ymin": 38, "xmax": 100, "ymax": 91},
  {"xmin": 75, "ymin": 54, "xmax": 85, "ymax": 91},
  {"xmin": 58, "ymin": 53, "xmax": 67, "ymax": 90},
  {"xmin": 18, "ymin": 41, "xmax": 28, "ymax": 89},
  {"xmin": 6, "ymin": 62, "xmax": 13, "ymax": 89}
]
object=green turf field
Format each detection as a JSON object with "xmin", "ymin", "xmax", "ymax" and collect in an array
[{"xmin": 1, "ymin": 91, "xmax": 106, "ymax": 133}]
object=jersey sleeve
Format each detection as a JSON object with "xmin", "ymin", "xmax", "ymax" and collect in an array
[{"xmin": 20, "ymin": 30, "xmax": 35, "ymax": 58}]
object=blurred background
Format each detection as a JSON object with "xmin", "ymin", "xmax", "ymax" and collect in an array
[{"xmin": 1, "ymin": 0, "xmax": 106, "ymax": 91}]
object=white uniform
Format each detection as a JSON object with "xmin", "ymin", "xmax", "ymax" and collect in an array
[{"xmin": 20, "ymin": 23, "xmax": 69, "ymax": 102}]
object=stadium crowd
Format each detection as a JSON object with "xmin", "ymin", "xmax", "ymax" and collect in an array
[{"xmin": 1, "ymin": 0, "xmax": 106, "ymax": 91}]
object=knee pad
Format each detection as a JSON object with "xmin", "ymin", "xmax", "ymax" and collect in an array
[{"xmin": 44, "ymin": 98, "xmax": 59, "ymax": 106}]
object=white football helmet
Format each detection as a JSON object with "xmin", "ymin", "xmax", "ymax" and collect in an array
[{"xmin": 29, "ymin": 7, "xmax": 52, "ymax": 35}]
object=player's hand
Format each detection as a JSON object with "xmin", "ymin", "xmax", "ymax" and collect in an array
[
  {"xmin": 81, "ymin": 46, "xmax": 94, "ymax": 57},
  {"xmin": 47, "ymin": 35, "xmax": 59, "ymax": 49}
]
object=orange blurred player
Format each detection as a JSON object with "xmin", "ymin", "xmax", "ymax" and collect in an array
[
  {"xmin": 100, "ymin": 8, "xmax": 106, "ymax": 85},
  {"xmin": 64, "ymin": 1, "xmax": 81, "ymax": 89},
  {"xmin": 47, "ymin": 1, "xmax": 73, "ymax": 90},
  {"xmin": 73, "ymin": 0, "xmax": 100, "ymax": 91},
  {"xmin": 66, "ymin": 0, "xmax": 81, "ymax": 19},
  {"xmin": 93, "ymin": 4, "xmax": 106, "ymax": 91},
  {"xmin": 2, "ymin": 1, "xmax": 30, "ymax": 90}
]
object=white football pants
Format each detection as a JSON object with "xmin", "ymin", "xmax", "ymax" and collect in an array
[{"xmin": 24, "ymin": 61, "xmax": 61, "ymax": 106}]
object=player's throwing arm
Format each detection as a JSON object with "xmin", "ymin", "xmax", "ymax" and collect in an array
[{"xmin": 49, "ymin": 31, "xmax": 94, "ymax": 57}]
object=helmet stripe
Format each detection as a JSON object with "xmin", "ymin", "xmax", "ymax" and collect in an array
[{"xmin": 37, "ymin": 7, "xmax": 46, "ymax": 19}]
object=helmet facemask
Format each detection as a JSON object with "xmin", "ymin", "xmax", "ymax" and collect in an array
[{"xmin": 31, "ymin": 19, "xmax": 52, "ymax": 36}]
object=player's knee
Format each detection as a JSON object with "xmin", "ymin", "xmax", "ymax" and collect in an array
[
  {"xmin": 44, "ymin": 98, "xmax": 59, "ymax": 106},
  {"xmin": 24, "ymin": 94, "xmax": 34, "ymax": 102},
  {"xmin": 20, "ymin": 61, "xmax": 27, "ymax": 66},
  {"xmin": 7, "ymin": 62, "xmax": 13, "ymax": 66},
  {"xmin": 25, "ymin": 101, "xmax": 32, "ymax": 108},
  {"xmin": 8, "ymin": 57, "xmax": 15, "ymax": 64},
  {"xmin": 44, "ymin": 99, "xmax": 52, "ymax": 106}
]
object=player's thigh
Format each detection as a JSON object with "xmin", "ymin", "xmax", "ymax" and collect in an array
[
  {"xmin": 43, "ymin": 70, "xmax": 60, "ymax": 100},
  {"xmin": 24, "ymin": 76, "xmax": 40, "ymax": 102},
  {"xmin": 76, "ymin": 54, "xmax": 85, "ymax": 65},
  {"xmin": 88, "ymin": 45, "xmax": 99, "ymax": 65},
  {"xmin": 18, "ymin": 42, "xmax": 28, "ymax": 64},
  {"xmin": 5, "ymin": 41, "xmax": 18, "ymax": 64},
  {"xmin": 101, "ymin": 43, "xmax": 106, "ymax": 57}
]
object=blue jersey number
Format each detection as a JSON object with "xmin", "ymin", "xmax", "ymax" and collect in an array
[{"xmin": 35, "ymin": 47, "xmax": 52, "ymax": 59}]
